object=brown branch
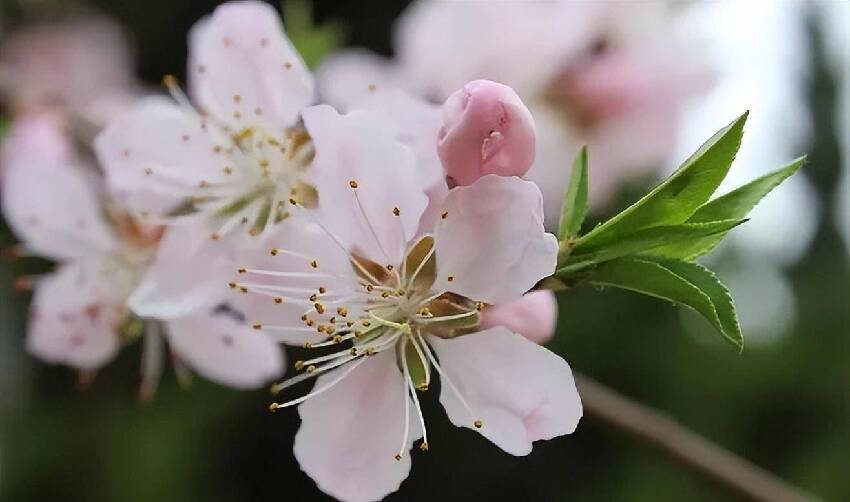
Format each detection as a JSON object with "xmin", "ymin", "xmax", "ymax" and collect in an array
[{"xmin": 574, "ymin": 374, "xmax": 820, "ymax": 502}]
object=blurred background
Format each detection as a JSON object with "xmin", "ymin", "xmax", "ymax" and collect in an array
[{"xmin": 0, "ymin": 0, "xmax": 847, "ymax": 500}]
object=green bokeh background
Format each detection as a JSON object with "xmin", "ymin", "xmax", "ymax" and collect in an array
[{"xmin": 0, "ymin": 1, "xmax": 847, "ymax": 500}]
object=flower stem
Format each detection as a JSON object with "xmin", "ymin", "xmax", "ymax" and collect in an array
[{"xmin": 574, "ymin": 374, "xmax": 820, "ymax": 502}]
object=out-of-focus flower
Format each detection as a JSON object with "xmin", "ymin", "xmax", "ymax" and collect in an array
[
  {"xmin": 438, "ymin": 80, "xmax": 536, "ymax": 186},
  {"xmin": 96, "ymin": 1, "xmax": 316, "ymax": 244},
  {"xmin": 319, "ymin": 0, "xmax": 710, "ymax": 228},
  {"xmin": 1, "ymin": 114, "xmax": 282, "ymax": 392},
  {"xmin": 0, "ymin": 15, "xmax": 140, "ymax": 128},
  {"xmin": 232, "ymin": 105, "xmax": 581, "ymax": 502}
]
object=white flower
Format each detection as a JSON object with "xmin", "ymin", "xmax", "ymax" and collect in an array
[
  {"xmin": 1, "ymin": 114, "xmax": 282, "ymax": 392},
  {"xmin": 231, "ymin": 105, "xmax": 582, "ymax": 502}
]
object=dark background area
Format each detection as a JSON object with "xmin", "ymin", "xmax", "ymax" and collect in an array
[{"xmin": 0, "ymin": 1, "xmax": 847, "ymax": 501}]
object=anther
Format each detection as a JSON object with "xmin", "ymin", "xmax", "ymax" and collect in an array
[
  {"xmin": 309, "ymin": 294, "xmax": 318, "ymax": 302},
  {"xmin": 269, "ymin": 403, "xmax": 280, "ymax": 412},
  {"xmin": 237, "ymin": 268, "xmax": 247, "ymax": 274},
  {"xmin": 239, "ymin": 287, "xmax": 248, "ymax": 293},
  {"xmin": 362, "ymin": 320, "xmax": 371, "ymax": 327},
  {"xmin": 441, "ymin": 211, "xmax": 449, "ymax": 219},
  {"xmin": 394, "ymin": 454, "xmax": 402, "ymax": 461},
  {"xmin": 305, "ymin": 365, "xmax": 316, "ymax": 374},
  {"xmin": 447, "ymin": 275, "xmax": 454, "ymax": 282},
  {"xmin": 284, "ymin": 61, "xmax": 293, "ymax": 70},
  {"xmin": 144, "ymin": 167, "xmax": 153, "ymax": 175},
  {"xmin": 162, "ymin": 74, "xmax": 179, "ymax": 89},
  {"xmin": 310, "ymin": 260, "xmax": 318, "ymax": 268},
  {"xmin": 223, "ymin": 166, "xmax": 233, "ymax": 175},
  {"xmin": 386, "ymin": 265, "xmax": 394, "ymax": 271},
  {"xmin": 381, "ymin": 291, "xmax": 390, "ymax": 298},
  {"xmin": 210, "ymin": 233, "xmax": 221, "ymax": 240},
  {"xmin": 337, "ymin": 307, "xmax": 348, "ymax": 317},
  {"xmin": 349, "ymin": 180, "xmax": 359, "ymax": 189},
  {"xmin": 474, "ymin": 420, "xmax": 483, "ymax": 429},
  {"xmin": 366, "ymin": 284, "xmax": 374, "ymax": 292},
  {"xmin": 228, "ymin": 282, "xmax": 237, "ymax": 289},
  {"xmin": 475, "ymin": 302, "xmax": 485, "ymax": 311},
  {"xmin": 304, "ymin": 342, "xmax": 313, "ymax": 348},
  {"xmin": 365, "ymin": 348, "xmax": 376, "ymax": 356},
  {"xmin": 273, "ymin": 297, "xmax": 283, "ymax": 304},
  {"xmin": 393, "ymin": 207, "xmax": 400, "ymax": 216},
  {"xmin": 294, "ymin": 360, "xmax": 305, "ymax": 370},
  {"xmin": 270, "ymin": 248, "xmax": 279, "ymax": 256},
  {"xmin": 314, "ymin": 303, "xmax": 325, "ymax": 314},
  {"xmin": 252, "ymin": 323, "xmax": 262, "ymax": 330},
  {"xmin": 419, "ymin": 442, "xmax": 430, "ymax": 452},
  {"xmin": 318, "ymin": 287, "xmax": 327, "ymax": 294}
]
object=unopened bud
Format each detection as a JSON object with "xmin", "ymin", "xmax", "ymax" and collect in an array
[{"xmin": 438, "ymin": 80, "xmax": 536, "ymax": 186}]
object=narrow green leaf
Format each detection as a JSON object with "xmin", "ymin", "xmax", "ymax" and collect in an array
[
  {"xmin": 558, "ymin": 146, "xmax": 589, "ymax": 240},
  {"xmin": 568, "ymin": 219, "xmax": 745, "ymax": 266},
  {"xmin": 587, "ymin": 257, "xmax": 742, "ymax": 350},
  {"xmin": 649, "ymin": 156, "xmax": 805, "ymax": 260},
  {"xmin": 578, "ymin": 112, "xmax": 749, "ymax": 249},
  {"xmin": 648, "ymin": 257, "xmax": 742, "ymax": 350}
]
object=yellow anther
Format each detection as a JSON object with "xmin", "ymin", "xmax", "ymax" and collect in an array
[
  {"xmin": 309, "ymin": 294, "xmax": 318, "ymax": 302},
  {"xmin": 210, "ymin": 233, "xmax": 220, "ymax": 240},
  {"xmin": 474, "ymin": 420, "xmax": 483, "ymax": 429},
  {"xmin": 270, "ymin": 248, "xmax": 279, "ymax": 256},
  {"xmin": 310, "ymin": 260, "xmax": 318, "ymax": 268},
  {"xmin": 366, "ymin": 284, "xmax": 374, "ymax": 292},
  {"xmin": 223, "ymin": 166, "xmax": 233, "ymax": 175},
  {"xmin": 233, "ymin": 94, "xmax": 242, "ymax": 103},
  {"xmin": 305, "ymin": 365, "xmax": 316, "ymax": 374},
  {"xmin": 349, "ymin": 180, "xmax": 359, "ymax": 189},
  {"xmin": 237, "ymin": 268, "xmax": 247, "ymax": 274},
  {"xmin": 269, "ymin": 403, "xmax": 280, "ymax": 412},
  {"xmin": 475, "ymin": 302, "xmax": 485, "ymax": 311},
  {"xmin": 162, "ymin": 74, "xmax": 179, "ymax": 88},
  {"xmin": 228, "ymin": 282, "xmax": 237, "ymax": 289},
  {"xmin": 314, "ymin": 303, "xmax": 325, "ymax": 314},
  {"xmin": 337, "ymin": 307, "xmax": 348, "ymax": 317},
  {"xmin": 273, "ymin": 297, "xmax": 283, "ymax": 304},
  {"xmin": 239, "ymin": 287, "xmax": 248, "ymax": 293},
  {"xmin": 419, "ymin": 442, "xmax": 429, "ymax": 452},
  {"xmin": 294, "ymin": 360, "xmax": 304, "ymax": 370},
  {"xmin": 318, "ymin": 287, "xmax": 327, "ymax": 294}
]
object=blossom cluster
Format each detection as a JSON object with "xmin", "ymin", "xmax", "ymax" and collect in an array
[{"xmin": 0, "ymin": 2, "xmax": 709, "ymax": 501}]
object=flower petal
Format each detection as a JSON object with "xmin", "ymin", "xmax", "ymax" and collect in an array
[
  {"xmin": 188, "ymin": 0, "xmax": 313, "ymax": 130},
  {"xmin": 433, "ymin": 175, "xmax": 557, "ymax": 304},
  {"xmin": 166, "ymin": 313, "xmax": 283, "ymax": 388},
  {"xmin": 1, "ymin": 116, "xmax": 117, "ymax": 261},
  {"xmin": 480, "ymin": 290, "xmax": 558, "ymax": 344},
  {"xmin": 128, "ymin": 222, "xmax": 232, "ymax": 319},
  {"xmin": 303, "ymin": 104, "xmax": 428, "ymax": 265},
  {"xmin": 95, "ymin": 96, "xmax": 226, "ymax": 217},
  {"xmin": 27, "ymin": 262, "xmax": 123, "ymax": 369},
  {"xmin": 430, "ymin": 326, "xmax": 582, "ymax": 455},
  {"xmin": 294, "ymin": 349, "xmax": 421, "ymax": 502}
]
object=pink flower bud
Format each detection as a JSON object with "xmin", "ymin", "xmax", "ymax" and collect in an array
[
  {"xmin": 479, "ymin": 290, "xmax": 557, "ymax": 345},
  {"xmin": 437, "ymin": 80, "xmax": 536, "ymax": 186}
]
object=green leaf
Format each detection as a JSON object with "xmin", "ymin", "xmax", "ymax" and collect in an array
[
  {"xmin": 283, "ymin": 0, "xmax": 346, "ymax": 69},
  {"xmin": 648, "ymin": 156, "xmax": 806, "ymax": 259},
  {"xmin": 567, "ymin": 219, "xmax": 745, "ymax": 268},
  {"xmin": 578, "ymin": 112, "xmax": 749, "ymax": 249},
  {"xmin": 558, "ymin": 146, "xmax": 589, "ymax": 240},
  {"xmin": 588, "ymin": 257, "xmax": 743, "ymax": 350}
]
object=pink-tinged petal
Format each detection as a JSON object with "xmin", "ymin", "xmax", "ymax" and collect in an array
[
  {"xmin": 438, "ymin": 80, "xmax": 536, "ymax": 186},
  {"xmin": 27, "ymin": 262, "xmax": 123, "ymax": 369},
  {"xmin": 188, "ymin": 0, "xmax": 313, "ymax": 130},
  {"xmin": 433, "ymin": 175, "xmax": 557, "ymax": 304},
  {"xmin": 318, "ymin": 53, "xmax": 446, "ymax": 216},
  {"xmin": 95, "ymin": 96, "xmax": 226, "ymax": 217},
  {"xmin": 128, "ymin": 222, "xmax": 232, "ymax": 319},
  {"xmin": 1, "ymin": 116, "xmax": 117, "ymax": 261},
  {"xmin": 316, "ymin": 49, "xmax": 401, "ymax": 111},
  {"xmin": 480, "ymin": 290, "xmax": 558, "ymax": 345},
  {"xmin": 166, "ymin": 313, "xmax": 283, "ymax": 388},
  {"xmin": 430, "ymin": 326, "xmax": 582, "ymax": 455},
  {"xmin": 303, "ymin": 105, "xmax": 429, "ymax": 265},
  {"xmin": 294, "ymin": 350, "xmax": 421, "ymax": 502}
]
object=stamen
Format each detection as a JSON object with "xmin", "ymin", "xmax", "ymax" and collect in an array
[
  {"xmin": 401, "ymin": 338, "xmax": 429, "ymax": 452},
  {"xmin": 271, "ymin": 357, "xmax": 367, "ymax": 407},
  {"xmin": 421, "ymin": 339, "xmax": 481, "ymax": 427}
]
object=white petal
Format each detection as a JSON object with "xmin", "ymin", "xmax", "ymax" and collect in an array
[
  {"xmin": 303, "ymin": 105, "xmax": 429, "ymax": 265},
  {"xmin": 294, "ymin": 350, "xmax": 421, "ymax": 502},
  {"xmin": 433, "ymin": 175, "xmax": 557, "ymax": 304},
  {"xmin": 95, "ymin": 96, "xmax": 227, "ymax": 216},
  {"xmin": 27, "ymin": 262, "xmax": 123, "ymax": 369},
  {"xmin": 188, "ymin": 0, "xmax": 313, "ymax": 129},
  {"xmin": 2, "ymin": 116, "xmax": 117, "ymax": 260},
  {"xmin": 166, "ymin": 313, "xmax": 283, "ymax": 389},
  {"xmin": 430, "ymin": 326, "xmax": 582, "ymax": 456},
  {"xmin": 128, "ymin": 222, "xmax": 232, "ymax": 319}
]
